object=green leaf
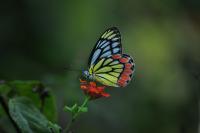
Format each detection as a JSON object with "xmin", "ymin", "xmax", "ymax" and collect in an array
[
  {"xmin": 64, "ymin": 106, "xmax": 72, "ymax": 112},
  {"xmin": 8, "ymin": 80, "xmax": 57, "ymax": 122},
  {"xmin": 8, "ymin": 97, "xmax": 60, "ymax": 133},
  {"xmin": 71, "ymin": 104, "xmax": 78, "ymax": 112},
  {"xmin": 79, "ymin": 107, "xmax": 88, "ymax": 113},
  {"xmin": 64, "ymin": 104, "xmax": 78, "ymax": 113},
  {"xmin": 48, "ymin": 122, "xmax": 61, "ymax": 133}
]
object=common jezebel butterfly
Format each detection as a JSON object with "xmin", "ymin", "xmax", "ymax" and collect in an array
[{"xmin": 83, "ymin": 27, "xmax": 135, "ymax": 87}]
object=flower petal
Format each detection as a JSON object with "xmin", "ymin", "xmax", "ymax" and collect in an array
[{"xmin": 80, "ymin": 79, "xmax": 110, "ymax": 100}]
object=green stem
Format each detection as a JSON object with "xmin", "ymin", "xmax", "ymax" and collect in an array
[
  {"xmin": 63, "ymin": 96, "xmax": 90, "ymax": 133},
  {"xmin": 63, "ymin": 118, "xmax": 73, "ymax": 133},
  {"xmin": 73, "ymin": 96, "xmax": 90, "ymax": 120}
]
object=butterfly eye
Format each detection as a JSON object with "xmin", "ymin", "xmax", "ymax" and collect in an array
[{"xmin": 83, "ymin": 70, "xmax": 89, "ymax": 77}]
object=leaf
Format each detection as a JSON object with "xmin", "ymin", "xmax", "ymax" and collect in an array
[
  {"xmin": 48, "ymin": 122, "xmax": 61, "ymax": 133},
  {"xmin": 8, "ymin": 97, "xmax": 60, "ymax": 133},
  {"xmin": 71, "ymin": 104, "xmax": 78, "ymax": 112},
  {"xmin": 8, "ymin": 80, "xmax": 57, "ymax": 122},
  {"xmin": 64, "ymin": 106, "xmax": 73, "ymax": 112},
  {"xmin": 64, "ymin": 104, "xmax": 78, "ymax": 113},
  {"xmin": 79, "ymin": 107, "xmax": 88, "ymax": 113}
]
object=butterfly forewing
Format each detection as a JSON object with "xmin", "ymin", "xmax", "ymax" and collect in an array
[{"xmin": 88, "ymin": 27, "xmax": 122, "ymax": 66}]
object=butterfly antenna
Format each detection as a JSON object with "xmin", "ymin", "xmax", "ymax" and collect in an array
[{"xmin": 64, "ymin": 66, "xmax": 81, "ymax": 72}]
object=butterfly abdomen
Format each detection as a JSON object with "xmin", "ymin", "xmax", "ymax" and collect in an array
[{"xmin": 112, "ymin": 54, "xmax": 135, "ymax": 87}]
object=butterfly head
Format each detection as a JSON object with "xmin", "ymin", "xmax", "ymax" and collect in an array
[{"xmin": 82, "ymin": 70, "xmax": 93, "ymax": 80}]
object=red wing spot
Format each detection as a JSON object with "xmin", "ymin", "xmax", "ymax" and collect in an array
[
  {"xmin": 112, "ymin": 54, "xmax": 121, "ymax": 59},
  {"xmin": 124, "ymin": 69, "xmax": 133, "ymax": 74},
  {"xmin": 118, "ymin": 80, "xmax": 124, "ymax": 86},
  {"xmin": 118, "ymin": 79, "xmax": 126, "ymax": 84},
  {"xmin": 125, "ymin": 63, "xmax": 132, "ymax": 69},
  {"xmin": 122, "ymin": 72, "xmax": 130, "ymax": 76},
  {"xmin": 118, "ymin": 80, "xmax": 123, "ymax": 84},
  {"xmin": 118, "ymin": 79, "xmax": 127, "ymax": 87},
  {"xmin": 119, "ymin": 58, "xmax": 129, "ymax": 63},
  {"xmin": 121, "ymin": 74, "xmax": 130, "ymax": 81},
  {"xmin": 121, "ymin": 74, "xmax": 131, "ymax": 81},
  {"xmin": 123, "ymin": 71, "xmax": 132, "ymax": 76}
]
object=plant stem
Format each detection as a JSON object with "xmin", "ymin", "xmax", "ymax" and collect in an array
[
  {"xmin": 63, "ymin": 117, "xmax": 73, "ymax": 133},
  {"xmin": 63, "ymin": 96, "xmax": 90, "ymax": 133},
  {"xmin": 72, "ymin": 96, "xmax": 90, "ymax": 120},
  {"xmin": 0, "ymin": 95, "xmax": 21, "ymax": 133}
]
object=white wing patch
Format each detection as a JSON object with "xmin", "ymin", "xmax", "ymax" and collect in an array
[
  {"xmin": 91, "ymin": 49, "xmax": 101, "ymax": 65},
  {"xmin": 113, "ymin": 48, "xmax": 120, "ymax": 53},
  {"xmin": 103, "ymin": 45, "xmax": 110, "ymax": 52},
  {"xmin": 100, "ymin": 51, "xmax": 112, "ymax": 58},
  {"xmin": 101, "ymin": 42, "xmax": 110, "ymax": 48},
  {"xmin": 112, "ymin": 42, "xmax": 119, "ymax": 48}
]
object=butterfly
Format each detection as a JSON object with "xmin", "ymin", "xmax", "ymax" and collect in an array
[{"xmin": 83, "ymin": 27, "xmax": 135, "ymax": 87}]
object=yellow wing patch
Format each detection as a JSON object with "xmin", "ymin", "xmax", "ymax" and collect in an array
[
  {"xmin": 95, "ymin": 67, "xmax": 112, "ymax": 73},
  {"xmin": 96, "ymin": 74, "xmax": 118, "ymax": 83},
  {"xmin": 103, "ymin": 58, "xmax": 113, "ymax": 65},
  {"xmin": 109, "ymin": 72, "xmax": 120, "ymax": 77},
  {"xmin": 107, "ymin": 34, "xmax": 116, "ymax": 39},
  {"xmin": 109, "ymin": 61, "xmax": 119, "ymax": 65},
  {"xmin": 102, "ymin": 31, "xmax": 113, "ymax": 38},
  {"xmin": 101, "ymin": 29, "xmax": 118, "ymax": 40},
  {"xmin": 93, "ymin": 58, "xmax": 105, "ymax": 72},
  {"xmin": 114, "ymin": 69, "xmax": 123, "ymax": 73},
  {"xmin": 111, "ymin": 64, "xmax": 124, "ymax": 68},
  {"xmin": 95, "ymin": 76, "xmax": 118, "ymax": 87}
]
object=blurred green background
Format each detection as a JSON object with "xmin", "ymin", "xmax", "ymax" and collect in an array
[{"xmin": 1, "ymin": 0, "xmax": 200, "ymax": 133}]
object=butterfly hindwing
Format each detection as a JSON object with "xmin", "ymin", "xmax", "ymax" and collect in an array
[
  {"xmin": 113, "ymin": 54, "xmax": 135, "ymax": 87},
  {"xmin": 91, "ymin": 54, "xmax": 135, "ymax": 87},
  {"xmin": 88, "ymin": 27, "xmax": 122, "ymax": 66}
]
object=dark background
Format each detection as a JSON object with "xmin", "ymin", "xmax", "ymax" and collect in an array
[{"xmin": 1, "ymin": 0, "xmax": 200, "ymax": 133}]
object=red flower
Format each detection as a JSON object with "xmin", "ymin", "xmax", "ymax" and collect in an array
[{"xmin": 80, "ymin": 79, "xmax": 110, "ymax": 100}]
